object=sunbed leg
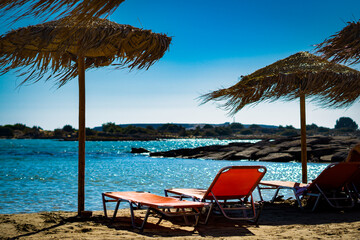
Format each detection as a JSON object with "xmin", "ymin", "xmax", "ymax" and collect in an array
[
  {"xmin": 194, "ymin": 208, "xmax": 200, "ymax": 226},
  {"xmin": 250, "ymin": 194, "xmax": 256, "ymax": 217},
  {"xmin": 102, "ymin": 194, "xmax": 121, "ymax": 220},
  {"xmin": 129, "ymin": 203, "xmax": 137, "ymax": 228},
  {"xmin": 182, "ymin": 208, "xmax": 190, "ymax": 225},
  {"xmin": 271, "ymin": 188, "xmax": 281, "ymax": 203},
  {"xmin": 129, "ymin": 203, "xmax": 150, "ymax": 231},
  {"xmin": 139, "ymin": 208, "xmax": 151, "ymax": 231},
  {"xmin": 257, "ymin": 186, "xmax": 264, "ymax": 202},
  {"xmin": 344, "ymin": 187, "xmax": 354, "ymax": 208},
  {"xmin": 200, "ymin": 203, "xmax": 214, "ymax": 225},
  {"xmin": 352, "ymin": 183, "xmax": 359, "ymax": 200},
  {"xmin": 254, "ymin": 201, "xmax": 264, "ymax": 227},
  {"xmin": 194, "ymin": 215, "xmax": 200, "ymax": 226},
  {"xmin": 312, "ymin": 195, "xmax": 321, "ymax": 212},
  {"xmin": 102, "ymin": 193, "xmax": 108, "ymax": 218},
  {"xmin": 113, "ymin": 200, "xmax": 122, "ymax": 220},
  {"xmin": 292, "ymin": 189, "xmax": 303, "ymax": 209}
]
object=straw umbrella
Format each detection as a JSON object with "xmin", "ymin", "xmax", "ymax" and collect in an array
[
  {"xmin": 201, "ymin": 51, "xmax": 360, "ymax": 183},
  {"xmin": 0, "ymin": 16, "xmax": 171, "ymax": 216},
  {"xmin": 0, "ymin": 0, "xmax": 125, "ymax": 24},
  {"xmin": 316, "ymin": 20, "xmax": 360, "ymax": 64}
]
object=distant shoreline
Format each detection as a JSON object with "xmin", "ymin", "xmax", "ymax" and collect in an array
[{"xmin": 2, "ymin": 121, "xmax": 359, "ymax": 142}]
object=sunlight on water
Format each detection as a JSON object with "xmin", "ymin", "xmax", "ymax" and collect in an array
[{"xmin": 0, "ymin": 139, "xmax": 328, "ymax": 214}]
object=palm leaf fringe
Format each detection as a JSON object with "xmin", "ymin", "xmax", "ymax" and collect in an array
[
  {"xmin": 201, "ymin": 52, "xmax": 360, "ymax": 114},
  {"xmin": 0, "ymin": 17, "xmax": 172, "ymax": 87},
  {"xmin": 0, "ymin": 0, "xmax": 125, "ymax": 25},
  {"xmin": 316, "ymin": 20, "xmax": 360, "ymax": 65}
]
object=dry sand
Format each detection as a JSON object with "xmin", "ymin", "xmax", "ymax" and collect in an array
[{"xmin": 1, "ymin": 201, "xmax": 360, "ymax": 240}]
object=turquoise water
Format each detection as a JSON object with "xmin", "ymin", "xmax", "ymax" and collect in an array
[{"xmin": 0, "ymin": 139, "xmax": 328, "ymax": 214}]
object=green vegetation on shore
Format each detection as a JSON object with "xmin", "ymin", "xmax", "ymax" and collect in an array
[{"xmin": 0, "ymin": 117, "xmax": 358, "ymax": 140}]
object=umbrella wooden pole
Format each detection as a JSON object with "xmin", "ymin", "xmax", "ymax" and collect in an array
[
  {"xmin": 78, "ymin": 56, "xmax": 86, "ymax": 216},
  {"xmin": 300, "ymin": 93, "xmax": 307, "ymax": 183}
]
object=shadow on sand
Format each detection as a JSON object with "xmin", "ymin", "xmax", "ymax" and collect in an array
[{"xmin": 5, "ymin": 201, "xmax": 360, "ymax": 239}]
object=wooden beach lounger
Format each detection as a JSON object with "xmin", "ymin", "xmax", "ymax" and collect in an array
[
  {"xmin": 102, "ymin": 191, "xmax": 206, "ymax": 231},
  {"xmin": 164, "ymin": 166, "xmax": 267, "ymax": 225},
  {"xmin": 258, "ymin": 162, "xmax": 360, "ymax": 211}
]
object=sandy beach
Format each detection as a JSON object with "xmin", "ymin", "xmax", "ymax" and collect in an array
[{"xmin": 1, "ymin": 201, "xmax": 360, "ymax": 240}]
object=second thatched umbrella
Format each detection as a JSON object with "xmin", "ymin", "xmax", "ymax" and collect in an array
[
  {"xmin": 316, "ymin": 20, "xmax": 360, "ymax": 65},
  {"xmin": 0, "ymin": 16, "xmax": 171, "ymax": 216},
  {"xmin": 201, "ymin": 51, "xmax": 360, "ymax": 183}
]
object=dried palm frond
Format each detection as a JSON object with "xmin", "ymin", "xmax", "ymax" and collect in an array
[
  {"xmin": 316, "ymin": 20, "xmax": 360, "ymax": 65},
  {"xmin": 0, "ymin": 0, "xmax": 125, "ymax": 24},
  {"xmin": 201, "ymin": 52, "xmax": 360, "ymax": 114},
  {"xmin": 0, "ymin": 16, "xmax": 172, "ymax": 87}
]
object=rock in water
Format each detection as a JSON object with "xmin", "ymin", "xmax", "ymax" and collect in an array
[{"xmin": 131, "ymin": 148, "xmax": 150, "ymax": 154}]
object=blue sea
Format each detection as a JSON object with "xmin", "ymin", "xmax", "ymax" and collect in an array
[{"xmin": 0, "ymin": 139, "xmax": 329, "ymax": 214}]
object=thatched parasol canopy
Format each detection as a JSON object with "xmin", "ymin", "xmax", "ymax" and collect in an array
[
  {"xmin": 201, "ymin": 51, "xmax": 360, "ymax": 183},
  {"xmin": 202, "ymin": 52, "xmax": 360, "ymax": 111},
  {"xmin": 316, "ymin": 20, "xmax": 360, "ymax": 65},
  {"xmin": 0, "ymin": 16, "xmax": 171, "ymax": 216},
  {"xmin": 0, "ymin": 16, "xmax": 171, "ymax": 86},
  {"xmin": 0, "ymin": 0, "xmax": 125, "ymax": 25}
]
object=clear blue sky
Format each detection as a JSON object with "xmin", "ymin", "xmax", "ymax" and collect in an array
[{"xmin": 0, "ymin": 0, "xmax": 360, "ymax": 130}]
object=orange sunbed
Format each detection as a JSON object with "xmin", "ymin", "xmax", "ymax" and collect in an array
[
  {"xmin": 164, "ymin": 166, "xmax": 267, "ymax": 225},
  {"xmin": 102, "ymin": 191, "xmax": 206, "ymax": 231},
  {"xmin": 258, "ymin": 162, "xmax": 360, "ymax": 211}
]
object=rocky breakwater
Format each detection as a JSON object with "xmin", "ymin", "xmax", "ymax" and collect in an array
[{"xmin": 149, "ymin": 136, "xmax": 360, "ymax": 162}]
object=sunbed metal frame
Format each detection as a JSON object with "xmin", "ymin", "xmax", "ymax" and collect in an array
[
  {"xmin": 102, "ymin": 191, "xmax": 206, "ymax": 231},
  {"xmin": 258, "ymin": 181, "xmax": 354, "ymax": 211},
  {"xmin": 258, "ymin": 162, "xmax": 360, "ymax": 211},
  {"xmin": 164, "ymin": 166, "xmax": 267, "ymax": 226}
]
